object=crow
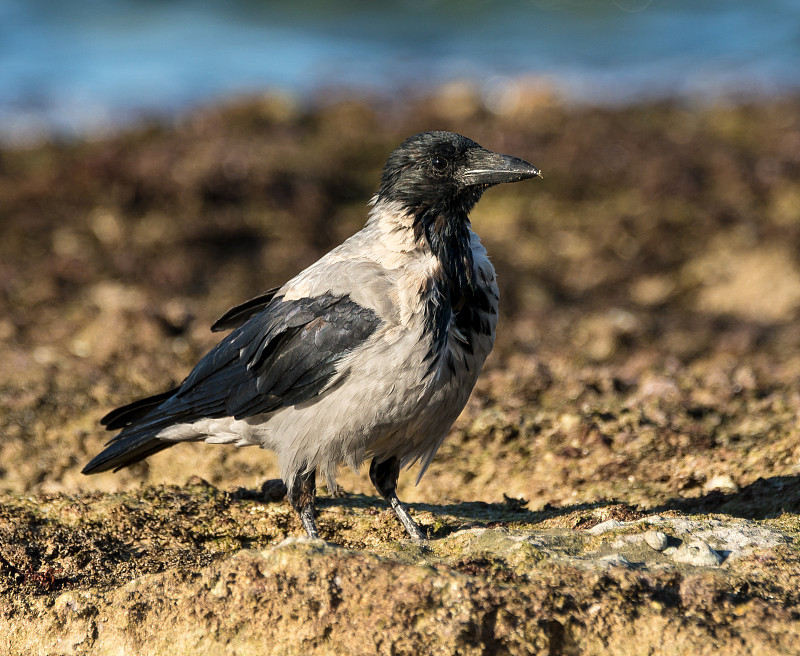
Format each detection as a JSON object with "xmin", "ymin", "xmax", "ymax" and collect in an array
[{"xmin": 83, "ymin": 131, "xmax": 540, "ymax": 540}]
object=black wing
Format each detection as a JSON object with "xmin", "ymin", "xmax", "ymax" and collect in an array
[
  {"xmin": 210, "ymin": 286, "xmax": 281, "ymax": 332},
  {"xmin": 181, "ymin": 293, "xmax": 381, "ymax": 419},
  {"xmin": 83, "ymin": 293, "xmax": 381, "ymax": 474}
]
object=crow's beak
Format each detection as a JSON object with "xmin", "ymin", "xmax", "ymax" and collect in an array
[{"xmin": 462, "ymin": 149, "xmax": 542, "ymax": 186}]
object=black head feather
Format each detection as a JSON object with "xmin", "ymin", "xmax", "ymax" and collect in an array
[{"xmin": 378, "ymin": 131, "xmax": 487, "ymax": 216}]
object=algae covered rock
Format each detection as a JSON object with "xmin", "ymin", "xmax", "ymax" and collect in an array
[{"xmin": 2, "ymin": 491, "xmax": 799, "ymax": 655}]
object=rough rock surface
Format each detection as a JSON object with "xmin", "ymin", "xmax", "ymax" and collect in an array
[
  {"xmin": 2, "ymin": 493, "xmax": 799, "ymax": 656},
  {"xmin": 2, "ymin": 92, "xmax": 800, "ymax": 654}
]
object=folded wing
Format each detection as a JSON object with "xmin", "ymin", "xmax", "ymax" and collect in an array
[{"xmin": 83, "ymin": 293, "xmax": 381, "ymax": 473}]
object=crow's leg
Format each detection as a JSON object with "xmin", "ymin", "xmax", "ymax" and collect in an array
[
  {"xmin": 288, "ymin": 467, "xmax": 319, "ymax": 539},
  {"xmin": 369, "ymin": 457, "xmax": 426, "ymax": 541}
]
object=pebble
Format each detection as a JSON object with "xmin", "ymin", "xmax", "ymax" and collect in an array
[
  {"xmin": 703, "ymin": 474, "xmax": 740, "ymax": 494},
  {"xmin": 671, "ymin": 539, "xmax": 722, "ymax": 566},
  {"xmin": 644, "ymin": 530, "xmax": 669, "ymax": 552}
]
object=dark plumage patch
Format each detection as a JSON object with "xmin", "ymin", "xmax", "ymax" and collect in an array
[
  {"xmin": 453, "ymin": 286, "xmax": 496, "ymax": 343},
  {"xmin": 422, "ymin": 276, "xmax": 495, "ymax": 376},
  {"xmin": 422, "ymin": 285, "xmax": 451, "ymax": 375},
  {"xmin": 83, "ymin": 294, "xmax": 381, "ymax": 474}
]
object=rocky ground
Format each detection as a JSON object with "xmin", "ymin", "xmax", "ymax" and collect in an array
[{"xmin": 1, "ymin": 88, "xmax": 800, "ymax": 654}]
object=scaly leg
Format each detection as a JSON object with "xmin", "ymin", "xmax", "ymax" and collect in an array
[
  {"xmin": 287, "ymin": 467, "xmax": 319, "ymax": 539},
  {"xmin": 369, "ymin": 457, "xmax": 426, "ymax": 541}
]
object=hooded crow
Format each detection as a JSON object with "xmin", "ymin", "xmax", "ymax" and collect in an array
[{"xmin": 83, "ymin": 131, "xmax": 541, "ymax": 541}]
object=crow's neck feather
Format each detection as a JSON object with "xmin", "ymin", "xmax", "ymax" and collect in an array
[
  {"xmin": 412, "ymin": 191, "xmax": 482, "ymax": 303},
  {"xmin": 410, "ymin": 193, "xmax": 486, "ymax": 373},
  {"xmin": 372, "ymin": 187, "xmax": 484, "ymax": 303}
]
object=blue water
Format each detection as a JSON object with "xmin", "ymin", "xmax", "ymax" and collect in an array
[{"xmin": 1, "ymin": 0, "xmax": 799, "ymax": 142}]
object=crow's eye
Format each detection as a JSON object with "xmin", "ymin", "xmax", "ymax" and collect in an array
[{"xmin": 431, "ymin": 156, "xmax": 448, "ymax": 171}]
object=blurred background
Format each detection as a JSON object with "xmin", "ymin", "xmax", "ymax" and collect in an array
[
  {"xmin": 1, "ymin": 0, "xmax": 799, "ymax": 144},
  {"xmin": 1, "ymin": 0, "xmax": 800, "ymax": 510}
]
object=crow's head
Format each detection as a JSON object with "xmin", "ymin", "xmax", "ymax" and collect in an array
[{"xmin": 377, "ymin": 131, "xmax": 540, "ymax": 217}]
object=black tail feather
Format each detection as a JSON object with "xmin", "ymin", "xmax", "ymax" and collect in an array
[
  {"xmin": 82, "ymin": 433, "xmax": 174, "ymax": 474},
  {"xmin": 101, "ymin": 388, "xmax": 179, "ymax": 429}
]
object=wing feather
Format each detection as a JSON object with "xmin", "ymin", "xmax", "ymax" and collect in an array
[
  {"xmin": 209, "ymin": 286, "xmax": 282, "ymax": 332},
  {"xmin": 84, "ymin": 293, "xmax": 382, "ymax": 473}
]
